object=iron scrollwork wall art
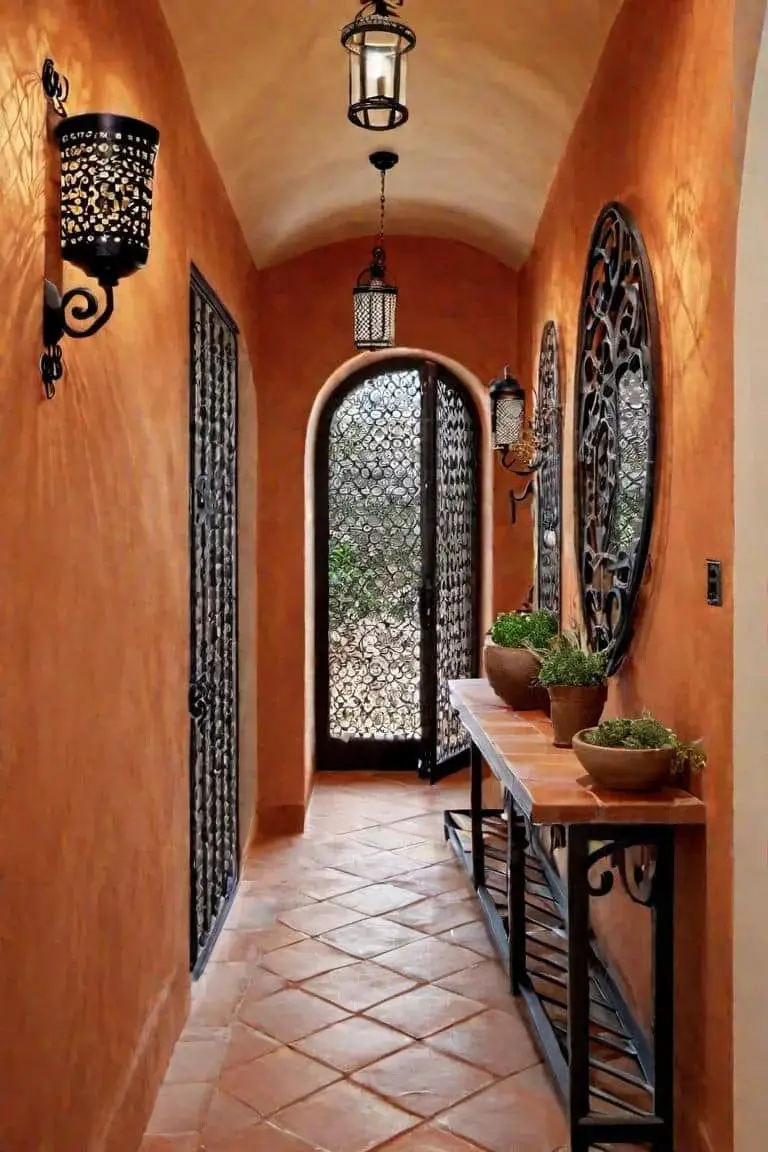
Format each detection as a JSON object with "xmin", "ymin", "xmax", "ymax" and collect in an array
[
  {"xmin": 535, "ymin": 321, "xmax": 562, "ymax": 617},
  {"xmin": 575, "ymin": 202, "xmax": 659, "ymax": 674}
]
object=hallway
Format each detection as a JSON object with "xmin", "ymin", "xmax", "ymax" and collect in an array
[{"xmin": 142, "ymin": 773, "xmax": 568, "ymax": 1152}]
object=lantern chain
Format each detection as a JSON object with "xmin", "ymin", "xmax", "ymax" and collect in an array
[{"xmin": 379, "ymin": 169, "xmax": 387, "ymax": 244}]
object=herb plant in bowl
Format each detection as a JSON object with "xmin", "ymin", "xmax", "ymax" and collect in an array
[
  {"xmin": 533, "ymin": 632, "xmax": 608, "ymax": 747},
  {"xmin": 484, "ymin": 610, "xmax": 558, "ymax": 711},
  {"xmin": 572, "ymin": 713, "xmax": 706, "ymax": 792}
]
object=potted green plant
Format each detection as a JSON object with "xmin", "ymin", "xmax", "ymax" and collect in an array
[
  {"xmin": 572, "ymin": 713, "xmax": 706, "ymax": 792},
  {"xmin": 484, "ymin": 610, "xmax": 558, "ymax": 711},
  {"xmin": 533, "ymin": 631, "xmax": 608, "ymax": 747}
]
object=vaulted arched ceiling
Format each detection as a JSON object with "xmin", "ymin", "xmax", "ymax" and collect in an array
[{"xmin": 158, "ymin": 0, "xmax": 623, "ymax": 268}]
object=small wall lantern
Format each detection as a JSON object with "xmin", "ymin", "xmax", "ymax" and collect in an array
[
  {"xmin": 353, "ymin": 150, "xmax": 398, "ymax": 350},
  {"xmin": 341, "ymin": 1, "xmax": 416, "ymax": 132},
  {"xmin": 489, "ymin": 366, "xmax": 559, "ymax": 523},
  {"xmin": 40, "ymin": 59, "xmax": 160, "ymax": 398}
]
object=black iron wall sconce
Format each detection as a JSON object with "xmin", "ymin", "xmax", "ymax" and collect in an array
[
  {"xmin": 39, "ymin": 58, "xmax": 160, "ymax": 398},
  {"xmin": 489, "ymin": 365, "xmax": 561, "ymax": 524}
]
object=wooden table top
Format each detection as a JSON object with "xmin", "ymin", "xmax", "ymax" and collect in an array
[{"xmin": 449, "ymin": 679, "xmax": 706, "ymax": 826}]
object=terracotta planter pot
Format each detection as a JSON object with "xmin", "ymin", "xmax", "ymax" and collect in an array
[
  {"xmin": 547, "ymin": 684, "xmax": 607, "ymax": 748},
  {"xmin": 572, "ymin": 730, "xmax": 675, "ymax": 792},
  {"xmin": 483, "ymin": 642, "xmax": 549, "ymax": 712}
]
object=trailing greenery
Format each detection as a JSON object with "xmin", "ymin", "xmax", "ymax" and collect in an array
[
  {"xmin": 583, "ymin": 712, "xmax": 707, "ymax": 776},
  {"xmin": 488, "ymin": 610, "xmax": 559, "ymax": 650}
]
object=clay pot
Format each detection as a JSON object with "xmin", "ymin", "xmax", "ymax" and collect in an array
[
  {"xmin": 483, "ymin": 642, "xmax": 550, "ymax": 712},
  {"xmin": 572, "ymin": 730, "xmax": 674, "ymax": 792},
  {"xmin": 547, "ymin": 684, "xmax": 607, "ymax": 748}
]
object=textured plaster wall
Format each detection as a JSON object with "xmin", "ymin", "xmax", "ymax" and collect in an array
[
  {"xmin": 255, "ymin": 236, "xmax": 524, "ymax": 826},
  {"xmin": 733, "ymin": 1, "xmax": 768, "ymax": 1148},
  {"xmin": 515, "ymin": 2, "xmax": 738, "ymax": 1148},
  {"xmin": 0, "ymin": 3, "xmax": 258, "ymax": 1150}
]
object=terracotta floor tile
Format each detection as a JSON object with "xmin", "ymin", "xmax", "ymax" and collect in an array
[
  {"xmin": 164, "ymin": 1037, "xmax": 228, "ymax": 1084},
  {"xmin": 238, "ymin": 987, "xmax": 350, "ymax": 1043},
  {"xmin": 220, "ymin": 1045, "xmax": 340, "ymax": 1116},
  {"xmin": 206, "ymin": 1121, "xmax": 317, "ymax": 1151},
  {"xmin": 376, "ymin": 938, "xmax": 482, "ymax": 981},
  {"xmin": 437, "ymin": 922, "xmax": 497, "ymax": 959},
  {"xmin": 334, "ymin": 883, "xmax": 423, "ymax": 916},
  {"xmin": 387, "ymin": 896, "xmax": 479, "ymax": 935},
  {"xmin": 297, "ymin": 867, "xmax": 372, "ymax": 900},
  {"xmin": 228, "ymin": 897, "xmax": 304, "ymax": 931},
  {"xmin": 388, "ymin": 815, "xmax": 446, "ymax": 839},
  {"xmin": 295, "ymin": 1015, "xmax": 413, "ymax": 1072},
  {"xmin": 395, "ymin": 840, "xmax": 455, "ymax": 865},
  {"xmin": 365, "ymin": 985, "xmax": 485, "ymax": 1039},
  {"xmin": 353, "ymin": 1043, "xmax": 492, "ymax": 1118},
  {"xmin": 273, "ymin": 1080, "xmax": 418, "ymax": 1152},
  {"xmin": 199, "ymin": 1090, "xmax": 261, "ymax": 1145},
  {"xmin": 278, "ymin": 901, "xmax": 366, "ymax": 936},
  {"xmin": 378, "ymin": 1125, "xmax": 485, "ymax": 1151},
  {"xmin": 234, "ymin": 970, "xmax": 288, "ymax": 1024},
  {"xmin": 334, "ymin": 850, "xmax": 424, "ymax": 882},
  {"xmin": 320, "ymin": 916, "xmax": 429, "ymax": 960},
  {"xmin": 213, "ymin": 926, "xmax": 307, "ymax": 960},
  {"xmin": 223, "ymin": 1023, "xmax": 281, "ymax": 1069},
  {"xmin": 426, "ymin": 1008, "xmax": 540, "ymax": 1078},
  {"xmin": 436, "ymin": 1066, "xmax": 568, "ymax": 1152},
  {"xmin": 346, "ymin": 826, "xmax": 427, "ymax": 851},
  {"xmin": 436, "ymin": 960, "xmax": 518, "ymax": 1014},
  {"xmin": 397, "ymin": 864, "xmax": 469, "ymax": 898},
  {"xmin": 302, "ymin": 960, "xmax": 417, "ymax": 1012},
  {"xmin": 262, "ymin": 939, "xmax": 358, "ymax": 981},
  {"xmin": 145, "ymin": 1083, "xmax": 214, "ymax": 1135},
  {"xmin": 140, "ymin": 1136, "xmax": 200, "ymax": 1152}
]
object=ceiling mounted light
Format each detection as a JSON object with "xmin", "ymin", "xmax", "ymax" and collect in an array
[
  {"xmin": 39, "ymin": 58, "xmax": 160, "ymax": 398},
  {"xmin": 353, "ymin": 151, "xmax": 399, "ymax": 351},
  {"xmin": 341, "ymin": 1, "xmax": 416, "ymax": 131}
]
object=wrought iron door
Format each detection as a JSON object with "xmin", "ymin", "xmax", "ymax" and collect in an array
[
  {"xmin": 188, "ymin": 267, "xmax": 239, "ymax": 976},
  {"xmin": 315, "ymin": 359, "xmax": 478, "ymax": 779}
]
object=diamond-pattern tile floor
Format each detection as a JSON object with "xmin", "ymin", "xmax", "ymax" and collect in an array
[{"xmin": 142, "ymin": 771, "xmax": 569, "ymax": 1151}]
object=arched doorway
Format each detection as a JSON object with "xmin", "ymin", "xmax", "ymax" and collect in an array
[{"xmin": 314, "ymin": 357, "xmax": 480, "ymax": 782}]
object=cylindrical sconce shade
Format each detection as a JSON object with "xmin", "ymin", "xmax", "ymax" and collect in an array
[
  {"xmin": 56, "ymin": 113, "xmax": 160, "ymax": 286},
  {"xmin": 489, "ymin": 370, "xmax": 526, "ymax": 451}
]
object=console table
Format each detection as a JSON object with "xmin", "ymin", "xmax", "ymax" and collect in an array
[{"xmin": 445, "ymin": 680, "xmax": 705, "ymax": 1152}]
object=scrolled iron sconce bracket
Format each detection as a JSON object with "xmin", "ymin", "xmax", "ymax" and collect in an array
[{"xmin": 38, "ymin": 58, "xmax": 159, "ymax": 399}]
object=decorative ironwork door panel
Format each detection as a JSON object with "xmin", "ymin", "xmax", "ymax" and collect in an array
[
  {"xmin": 188, "ymin": 267, "xmax": 239, "ymax": 976},
  {"xmin": 421, "ymin": 363, "xmax": 480, "ymax": 782},
  {"xmin": 315, "ymin": 358, "xmax": 479, "ymax": 777},
  {"xmin": 535, "ymin": 321, "xmax": 562, "ymax": 618}
]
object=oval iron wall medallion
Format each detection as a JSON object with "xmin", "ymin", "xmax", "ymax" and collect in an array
[
  {"xmin": 575, "ymin": 202, "xmax": 659, "ymax": 675},
  {"xmin": 536, "ymin": 321, "xmax": 562, "ymax": 618}
]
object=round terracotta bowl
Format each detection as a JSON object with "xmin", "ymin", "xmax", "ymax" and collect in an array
[
  {"xmin": 572, "ymin": 730, "xmax": 675, "ymax": 792},
  {"xmin": 483, "ymin": 642, "xmax": 549, "ymax": 712}
]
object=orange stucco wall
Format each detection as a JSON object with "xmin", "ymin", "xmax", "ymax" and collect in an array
[
  {"xmin": 255, "ymin": 236, "xmax": 524, "ymax": 824},
  {"xmin": 516, "ymin": 1, "xmax": 737, "ymax": 1148},
  {"xmin": 0, "ymin": 4, "xmax": 258, "ymax": 1150}
]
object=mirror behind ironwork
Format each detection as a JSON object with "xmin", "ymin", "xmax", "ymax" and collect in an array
[
  {"xmin": 535, "ymin": 320, "xmax": 562, "ymax": 618},
  {"xmin": 575, "ymin": 202, "xmax": 659, "ymax": 674}
]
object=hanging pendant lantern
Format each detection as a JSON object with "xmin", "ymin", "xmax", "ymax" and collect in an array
[
  {"xmin": 341, "ymin": 1, "xmax": 416, "ymax": 132},
  {"xmin": 353, "ymin": 151, "xmax": 398, "ymax": 350}
]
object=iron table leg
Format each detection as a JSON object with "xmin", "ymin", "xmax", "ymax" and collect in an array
[
  {"xmin": 567, "ymin": 825, "xmax": 591, "ymax": 1152},
  {"xmin": 469, "ymin": 740, "xmax": 485, "ymax": 889}
]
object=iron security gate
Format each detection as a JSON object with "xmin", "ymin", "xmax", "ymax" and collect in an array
[
  {"xmin": 315, "ymin": 358, "xmax": 479, "ymax": 783},
  {"xmin": 188, "ymin": 266, "xmax": 239, "ymax": 976}
]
